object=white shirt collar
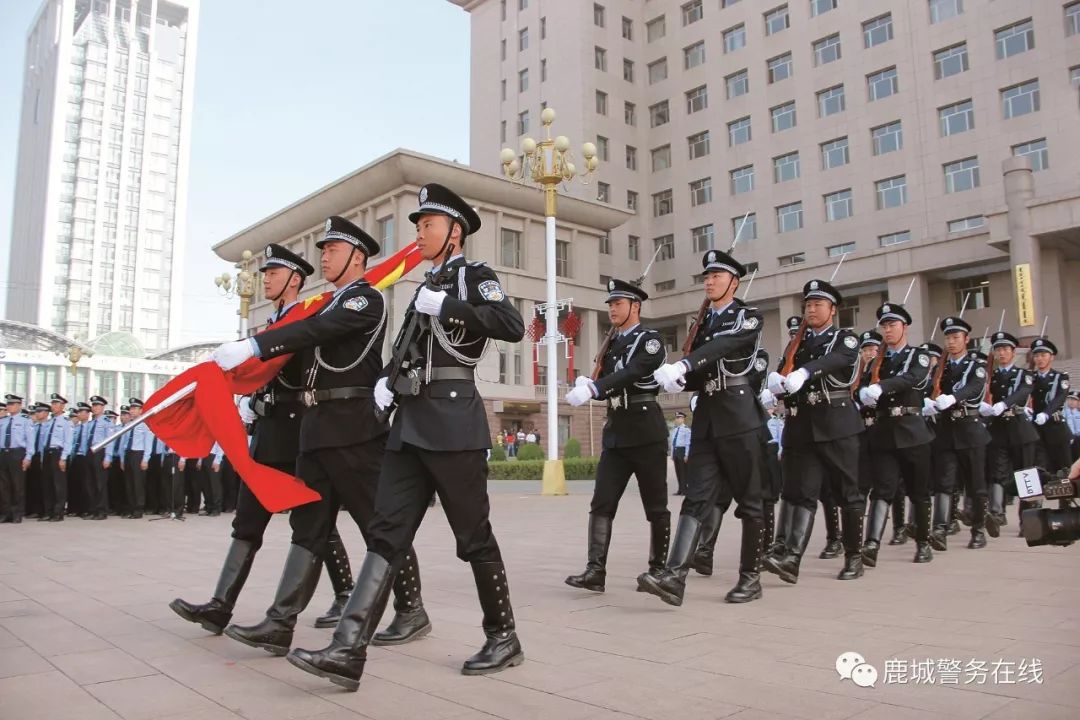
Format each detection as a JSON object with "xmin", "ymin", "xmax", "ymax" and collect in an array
[{"xmin": 431, "ymin": 254, "xmax": 464, "ymax": 275}]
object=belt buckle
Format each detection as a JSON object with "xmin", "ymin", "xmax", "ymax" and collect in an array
[
  {"xmin": 704, "ymin": 378, "xmax": 718, "ymax": 395},
  {"xmin": 788, "ymin": 407, "xmax": 798, "ymax": 417},
  {"xmin": 950, "ymin": 408, "xmax": 963, "ymax": 419},
  {"xmin": 889, "ymin": 407, "xmax": 903, "ymax": 417},
  {"xmin": 806, "ymin": 390, "xmax": 821, "ymax": 406},
  {"xmin": 865, "ymin": 416, "xmax": 875, "ymax": 426},
  {"xmin": 610, "ymin": 395, "xmax": 622, "ymax": 410},
  {"xmin": 301, "ymin": 390, "xmax": 316, "ymax": 408}
]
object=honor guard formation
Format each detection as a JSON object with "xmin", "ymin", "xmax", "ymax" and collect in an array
[{"xmin": 4, "ymin": 181, "xmax": 1079, "ymax": 696}]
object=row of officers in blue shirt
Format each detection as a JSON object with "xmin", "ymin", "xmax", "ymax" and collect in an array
[{"xmin": 0, "ymin": 393, "xmax": 233, "ymax": 523}]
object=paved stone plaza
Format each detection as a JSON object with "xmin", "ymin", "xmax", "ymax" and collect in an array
[{"xmin": 1, "ymin": 480, "xmax": 1078, "ymax": 720}]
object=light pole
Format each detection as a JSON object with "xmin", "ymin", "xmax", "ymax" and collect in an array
[
  {"xmin": 500, "ymin": 107, "xmax": 598, "ymax": 496},
  {"xmin": 214, "ymin": 249, "xmax": 256, "ymax": 338}
]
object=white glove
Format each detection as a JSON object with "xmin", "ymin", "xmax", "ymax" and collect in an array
[
  {"xmin": 991, "ymin": 401, "xmax": 1007, "ymax": 417},
  {"xmin": 575, "ymin": 375, "xmax": 592, "ymax": 388},
  {"xmin": 783, "ymin": 368, "xmax": 809, "ymax": 395},
  {"xmin": 237, "ymin": 396, "xmax": 256, "ymax": 424},
  {"xmin": 759, "ymin": 388, "xmax": 777, "ymax": 409},
  {"xmin": 978, "ymin": 401, "xmax": 993, "ymax": 417},
  {"xmin": 374, "ymin": 377, "xmax": 393, "ymax": 411},
  {"xmin": 934, "ymin": 394, "xmax": 956, "ymax": 411},
  {"xmin": 922, "ymin": 397, "xmax": 938, "ymax": 417},
  {"xmin": 653, "ymin": 362, "xmax": 687, "ymax": 389},
  {"xmin": 865, "ymin": 384, "xmax": 883, "ymax": 402},
  {"xmin": 1035, "ymin": 412, "xmax": 1048, "ymax": 426},
  {"xmin": 766, "ymin": 372, "xmax": 786, "ymax": 395},
  {"xmin": 660, "ymin": 377, "xmax": 684, "ymax": 394},
  {"xmin": 211, "ymin": 340, "xmax": 254, "ymax": 371},
  {"xmin": 564, "ymin": 385, "xmax": 593, "ymax": 407},
  {"xmin": 689, "ymin": 395, "xmax": 698, "ymax": 412},
  {"xmin": 858, "ymin": 387, "xmax": 878, "ymax": 407},
  {"xmin": 415, "ymin": 286, "xmax": 447, "ymax": 316}
]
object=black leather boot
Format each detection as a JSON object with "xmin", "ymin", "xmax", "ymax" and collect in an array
[
  {"xmin": 930, "ymin": 492, "xmax": 951, "ymax": 551},
  {"xmin": 761, "ymin": 500, "xmax": 775, "ymax": 561},
  {"xmin": 948, "ymin": 490, "xmax": 962, "ymax": 535},
  {"xmin": 818, "ymin": 500, "xmax": 842, "ymax": 559},
  {"xmin": 646, "ymin": 514, "xmax": 671, "ymax": 579},
  {"xmin": 565, "ymin": 515, "xmax": 612, "ymax": 592},
  {"xmin": 691, "ymin": 506, "xmax": 722, "ymax": 576},
  {"xmin": 287, "ymin": 552, "xmax": 395, "ymax": 691},
  {"xmin": 889, "ymin": 495, "xmax": 908, "ymax": 545},
  {"xmin": 315, "ymin": 529, "xmax": 354, "ymax": 628},
  {"xmin": 461, "ymin": 561, "xmax": 525, "ymax": 675},
  {"xmin": 762, "ymin": 505, "xmax": 814, "ymax": 584},
  {"xmin": 913, "ymin": 500, "xmax": 933, "ymax": 563},
  {"xmin": 957, "ymin": 494, "xmax": 973, "ymax": 527},
  {"xmin": 373, "ymin": 548, "xmax": 431, "ymax": 645},
  {"xmin": 986, "ymin": 484, "xmax": 1003, "ymax": 538},
  {"xmin": 725, "ymin": 518, "xmax": 764, "ymax": 603},
  {"xmin": 225, "ymin": 544, "xmax": 322, "ymax": 655},
  {"xmin": 862, "ymin": 498, "xmax": 890, "ymax": 567},
  {"xmin": 636, "ymin": 515, "xmax": 701, "ymax": 607},
  {"xmin": 769, "ymin": 500, "xmax": 793, "ymax": 557},
  {"xmin": 968, "ymin": 497, "xmax": 987, "ymax": 549},
  {"xmin": 169, "ymin": 539, "xmax": 257, "ymax": 634},
  {"xmin": 837, "ymin": 506, "xmax": 864, "ymax": 580}
]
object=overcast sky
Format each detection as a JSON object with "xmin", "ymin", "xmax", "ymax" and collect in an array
[{"xmin": 0, "ymin": 0, "xmax": 471, "ymax": 345}]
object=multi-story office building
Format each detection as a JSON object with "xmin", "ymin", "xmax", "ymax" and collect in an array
[
  {"xmin": 7, "ymin": 0, "xmax": 200, "ymax": 354},
  {"xmin": 453, "ymin": 0, "xmax": 1080, "ymax": 362}
]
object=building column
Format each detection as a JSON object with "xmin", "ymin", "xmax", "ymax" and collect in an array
[
  {"xmin": 1003, "ymin": 156, "xmax": 1038, "ymax": 340},
  {"xmin": 776, "ymin": 293, "xmax": 800, "ymax": 349},
  {"xmin": 886, "ymin": 273, "xmax": 929, "ymax": 343}
]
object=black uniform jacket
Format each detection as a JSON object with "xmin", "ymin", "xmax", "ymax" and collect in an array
[
  {"xmin": 931, "ymin": 355, "xmax": 990, "ymax": 451},
  {"xmin": 592, "ymin": 325, "xmax": 667, "ymax": 450},
  {"xmin": 861, "ymin": 345, "xmax": 935, "ymax": 451},
  {"xmin": 249, "ymin": 303, "xmax": 306, "ymax": 464},
  {"xmin": 779, "ymin": 326, "xmax": 862, "ymax": 446},
  {"xmin": 1031, "ymin": 369, "xmax": 1071, "ymax": 446},
  {"xmin": 988, "ymin": 366, "xmax": 1039, "ymax": 447}
]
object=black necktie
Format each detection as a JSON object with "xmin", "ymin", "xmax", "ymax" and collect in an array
[
  {"xmin": 74, "ymin": 424, "xmax": 85, "ymax": 455},
  {"xmin": 3, "ymin": 419, "xmax": 11, "ymax": 449}
]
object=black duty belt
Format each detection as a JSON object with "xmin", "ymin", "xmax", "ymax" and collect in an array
[
  {"xmin": 948, "ymin": 407, "xmax": 982, "ymax": 419},
  {"xmin": 701, "ymin": 374, "xmax": 751, "ymax": 395},
  {"xmin": 281, "ymin": 387, "xmax": 375, "ymax": 408},
  {"xmin": 428, "ymin": 367, "xmax": 475, "ymax": 382},
  {"xmin": 798, "ymin": 390, "xmax": 852, "ymax": 407},
  {"xmin": 607, "ymin": 393, "xmax": 659, "ymax": 410},
  {"xmin": 875, "ymin": 406, "xmax": 922, "ymax": 419}
]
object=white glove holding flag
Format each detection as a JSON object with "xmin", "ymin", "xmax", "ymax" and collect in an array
[
  {"xmin": 991, "ymin": 401, "xmax": 1007, "ymax": 417},
  {"xmin": 864, "ymin": 384, "xmax": 883, "ymax": 402},
  {"xmin": 759, "ymin": 389, "xmax": 776, "ymax": 409},
  {"xmin": 237, "ymin": 396, "xmax": 256, "ymax": 424},
  {"xmin": 415, "ymin": 286, "xmax": 447, "ymax": 316},
  {"xmin": 1035, "ymin": 412, "xmax": 1049, "ymax": 426},
  {"xmin": 212, "ymin": 340, "xmax": 254, "ymax": 371},
  {"xmin": 922, "ymin": 397, "xmax": 938, "ymax": 417},
  {"xmin": 575, "ymin": 375, "xmax": 592, "ymax": 388},
  {"xmin": 934, "ymin": 394, "xmax": 956, "ymax": 412},
  {"xmin": 978, "ymin": 402, "xmax": 994, "ymax": 417},
  {"xmin": 858, "ymin": 387, "xmax": 878, "ymax": 407},
  {"xmin": 374, "ymin": 377, "xmax": 394, "ymax": 411},
  {"xmin": 653, "ymin": 362, "xmax": 687, "ymax": 389},
  {"xmin": 783, "ymin": 368, "xmax": 810, "ymax": 395},
  {"xmin": 565, "ymin": 385, "xmax": 593, "ymax": 407},
  {"xmin": 766, "ymin": 372, "xmax": 786, "ymax": 395}
]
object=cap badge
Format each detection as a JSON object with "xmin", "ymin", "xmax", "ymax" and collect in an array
[
  {"xmin": 883, "ymin": 304, "xmax": 891, "ymax": 313},
  {"xmin": 325, "ymin": 218, "xmax": 332, "ymax": 234},
  {"xmin": 810, "ymin": 281, "xmax": 818, "ymax": 290},
  {"xmin": 419, "ymin": 186, "xmax": 429, "ymax": 203},
  {"xmin": 707, "ymin": 251, "xmax": 716, "ymax": 262},
  {"xmin": 608, "ymin": 280, "xmax": 615, "ymax": 291}
]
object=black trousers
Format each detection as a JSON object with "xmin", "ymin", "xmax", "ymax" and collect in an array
[
  {"xmin": 781, "ymin": 436, "xmax": 862, "ymax": 512},
  {"xmin": 67, "ymin": 455, "xmax": 85, "ymax": 514},
  {"xmin": 762, "ymin": 442, "xmax": 782, "ymax": 503},
  {"xmin": 857, "ymin": 433, "xmax": 875, "ymax": 496},
  {"xmin": 869, "ymin": 443, "xmax": 932, "ymax": 503},
  {"xmin": 0, "ymin": 448, "xmax": 26, "ymax": 519},
  {"xmin": 26, "ymin": 455, "xmax": 43, "ymax": 516},
  {"xmin": 221, "ymin": 459, "xmax": 239, "ymax": 512},
  {"xmin": 123, "ymin": 450, "xmax": 146, "ymax": 513},
  {"xmin": 672, "ymin": 448, "xmax": 687, "ymax": 494},
  {"xmin": 934, "ymin": 446, "xmax": 987, "ymax": 499},
  {"xmin": 988, "ymin": 441, "xmax": 1036, "ymax": 491},
  {"xmin": 590, "ymin": 441, "xmax": 669, "ymax": 522},
  {"xmin": 145, "ymin": 456, "xmax": 162, "ymax": 513},
  {"xmin": 204, "ymin": 460, "xmax": 223, "ymax": 513},
  {"xmin": 1035, "ymin": 431, "xmax": 1072, "ymax": 474},
  {"xmin": 367, "ymin": 442, "xmax": 502, "ymax": 564},
  {"xmin": 156, "ymin": 455, "xmax": 182, "ymax": 514},
  {"xmin": 682, "ymin": 428, "xmax": 763, "ymax": 522},
  {"xmin": 84, "ymin": 451, "xmax": 109, "ymax": 516},
  {"xmin": 231, "ymin": 470, "xmax": 277, "ymax": 545},
  {"xmin": 41, "ymin": 450, "xmax": 66, "ymax": 517}
]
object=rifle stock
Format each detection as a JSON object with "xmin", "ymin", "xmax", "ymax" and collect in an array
[
  {"xmin": 682, "ymin": 299, "xmax": 710, "ymax": 356},
  {"xmin": 780, "ymin": 318, "xmax": 809, "ymax": 375}
]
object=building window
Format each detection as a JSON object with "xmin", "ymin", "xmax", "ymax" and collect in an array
[
  {"xmin": 813, "ymin": 34, "xmax": 842, "ymax": 66},
  {"xmin": 689, "ymin": 177, "xmax": 713, "ymax": 206},
  {"xmin": 651, "ymin": 144, "xmax": 672, "ymax": 171},
  {"xmin": 595, "ymin": 91, "xmax": 608, "ymax": 115},
  {"xmin": 725, "ymin": 116, "xmax": 751, "ymax": 145},
  {"xmin": 654, "ymin": 280, "xmax": 676, "ymax": 292},
  {"xmin": 518, "ymin": 0, "xmax": 528, "ymax": 9},
  {"xmin": 828, "ymin": 242, "xmax": 856, "ymax": 258},
  {"xmin": 552, "ymin": 240, "xmax": 570, "ymax": 279},
  {"xmin": 687, "ymin": 131, "xmax": 710, "ymax": 159},
  {"xmin": 948, "ymin": 216, "xmax": 985, "ymax": 234},
  {"xmin": 995, "ymin": 19, "xmax": 1034, "ymax": 60},
  {"xmin": 500, "ymin": 228, "xmax": 522, "ymax": 268},
  {"xmin": 944, "ymin": 157, "xmax": 980, "ymax": 193},
  {"xmin": 939, "ymin": 99, "xmax": 974, "ymax": 136},
  {"xmin": 726, "ymin": 69, "xmax": 749, "ymax": 98},
  {"xmin": 652, "ymin": 189, "xmax": 674, "ymax": 217},
  {"xmin": 878, "ymin": 230, "xmax": 911, "ymax": 247},
  {"xmin": 821, "ymin": 137, "xmax": 849, "ymax": 169},
  {"xmin": 501, "ymin": 79, "xmax": 507, "ymax": 101},
  {"xmin": 649, "ymin": 100, "xmax": 670, "ymax": 127},
  {"xmin": 594, "ymin": 46, "xmax": 607, "ymax": 71},
  {"xmin": 765, "ymin": 5, "xmax": 789, "ymax": 35},
  {"xmin": 954, "ymin": 276, "xmax": 990, "ymax": 310},
  {"xmin": 723, "ymin": 24, "xmax": 746, "ymax": 53},
  {"xmin": 867, "ymin": 67, "xmax": 898, "ymax": 101},
  {"xmin": 622, "ymin": 16, "xmax": 633, "ymax": 40},
  {"xmin": 773, "ymin": 152, "xmax": 800, "ymax": 183},
  {"xmin": 810, "ymin": 0, "xmax": 836, "ymax": 16},
  {"xmin": 377, "ymin": 216, "xmax": 395, "ymax": 251},
  {"xmin": 500, "ymin": 120, "xmax": 506, "ymax": 143},
  {"xmin": 876, "ymin": 176, "xmax": 907, "ymax": 209},
  {"xmin": 625, "ymin": 101, "xmax": 636, "ymax": 126},
  {"xmin": 596, "ymin": 182, "xmax": 610, "ymax": 203},
  {"xmin": 654, "ymin": 234, "xmax": 675, "ymax": 261},
  {"xmin": 934, "ymin": 43, "xmax": 969, "ymax": 79},
  {"xmin": 540, "ymin": 16, "xmax": 546, "ymax": 38},
  {"xmin": 771, "ymin": 101, "xmax": 796, "ymax": 132},
  {"xmin": 594, "ymin": 3, "xmax": 605, "ymax": 27},
  {"xmin": 1068, "ymin": 2, "xmax": 1080, "ymax": 36},
  {"xmin": 779, "ymin": 252, "xmax": 806, "ymax": 267},
  {"xmin": 518, "ymin": 68, "xmax": 529, "ymax": 92},
  {"xmin": 871, "ymin": 120, "xmax": 903, "ymax": 155},
  {"xmin": 646, "ymin": 15, "xmax": 666, "ymax": 42},
  {"xmin": 501, "ymin": 39, "xmax": 507, "ymax": 60},
  {"xmin": 732, "ymin": 213, "xmax": 758, "ymax": 241},
  {"xmin": 682, "ymin": 0, "xmax": 703, "ymax": 25},
  {"xmin": 929, "ymin": 0, "xmax": 963, "ymax": 24},
  {"xmin": 517, "ymin": 110, "xmax": 529, "ymax": 135},
  {"xmin": 501, "ymin": 0, "xmax": 507, "ymax": 21},
  {"xmin": 817, "ymin": 85, "xmax": 845, "ymax": 117},
  {"xmin": 824, "ymin": 189, "xmax": 853, "ymax": 221},
  {"xmin": 686, "ymin": 85, "xmax": 708, "ymax": 114},
  {"xmin": 628, "ymin": 235, "xmax": 639, "ymax": 260},
  {"xmin": 627, "ymin": 190, "xmax": 639, "ymax": 211},
  {"xmin": 691, "ymin": 223, "xmax": 715, "ymax": 252},
  {"xmin": 1012, "ymin": 138, "xmax": 1048, "ymax": 171},
  {"xmin": 648, "ymin": 58, "xmax": 668, "ymax": 84},
  {"xmin": 623, "ymin": 58, "xmax": 635, "ymax": 82},
  {"xmin": 595, "ymin": 136, "xmax": 609, "ymax": 161},
  {"xmin": 518, "ymin": 27, "xmax": 529, "ymax": 51},
  {"xmin": 767, "ymin": 53, "xmax": 793, "ymax": 83},
  {"xmin": 777, "ymin": 202, "xmax": 804, "ymax": 233},
  {"xmin": 863, "ymin": 14, "xmax": 893, "ymax": 48},
  {"xmin": 838, "ymin": 296, "xmax": 859, "ymax": 328},
  {"xmin": 541, "ymin": 58, "xmax": 547, "ymax": 81},
  {"xmin": 598, "ymin": 232, "xmax": 611, "ymax": 254},
  {"xmin": 684, "ymin": 41, "xmax": 706, "ymax": 69},
  {"xmin": 625, "ymin": 145, "xmax": 637, "ymax": 170},
  {"xmin": 1001, "ymin": 80, "xmax": 1040, "ymax": 119},
  {"xmin": 730, "ymin": 165, "xmax": 754, "ymax": 194}
]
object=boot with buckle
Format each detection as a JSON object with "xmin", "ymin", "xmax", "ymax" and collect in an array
[
  {"xmin": 930, "ymin": 492, "xmax": 951, "ymax": 551},
  {"xmin": 762, "ymin": 505, "xmax": 814, "ymax": 584},
  {"xmin": 913, "ymin": 500, "xmax": 934, "ymax": 564},
  {"xmin": 888, "ymin": 494, "xmax": 908, "ymax": 545},
  {"xmin": 372, "ymin": 548, "xmax": 431, "ymax": 645},
  {"xmin": 725, "ymin": 518, "xmax": 764, "ymax": 603},
  {"xmin": 967, "ymin": 497, "xmax": 988, "ymax": 549},
  {"xmin": 461, "ymin": 561, "xmax": 525, "ymax": 675},
  {"xmin": 315, "ymin": 528, "xmax": 354, "ymax": 628},
  {"xmin": 565, "ymin": 515, "xmax": 612, "ymax": 592},
  {"xmin": 691, "ymin": 506, "xmax": 722, "ymax": 576},
  {"xmin": 636, "ymin": 515, "xmax": 701, "ymax": 607},
  {"xmin": 837, "ymin": 506, "xmax": 865, "ymax": 580},
  {"xmin": 818, "ymin": 499, "xmax": 842, "ymax": 559},
  {"xmin": 862, "ymin": 498, "xmax": 890, "ymax": 567}
]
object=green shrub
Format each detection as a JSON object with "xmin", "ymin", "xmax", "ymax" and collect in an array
[
  {"xmin": 489, "ymin": 444, "xmax": 506, "ymax": 462},
  {"xmin": 563, "ymin": 437, "xmax": 582, "ymax": 458},
  {"xmin": 487, "ymin": 457, "xmax": 600, "ymax": 480},
  {"xmin": 516, "ymin": 443, "xmax": 544, "ymax": 461}
]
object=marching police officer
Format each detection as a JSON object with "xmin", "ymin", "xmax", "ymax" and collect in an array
[
  {"xmin": 763, "ymin": 279, "xmax": 864, "ymax": 582},
  {"xmin": 0, "ymin": 395, "xmax": 32, "ymax": 522},
  {"xmin": 640, "ymin": 249, "xmax": 767, "ymax": 605},
  {"xmin": 858, "ymin": 303, "xmax": 935, "ymax": 566},
  {"xmin": 1029, "ymin": 337, "xmax": 1071, "ymax": 475},
  {"xmin": 287, "ymin": 183, "xmax": 526, "ymax": 691},
  {"xmin": 563, "ymin": 279, "xmax": 670, "ymax": 593}
]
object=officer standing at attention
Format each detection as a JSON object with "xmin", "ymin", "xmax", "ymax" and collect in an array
[
  {"xmin": 286, "ymin": 183, "xmax": 526, "ymax": 691},
  {"xmin": 858, "ymin": 303, "xmax": 935, "ymax": 566},
  {"xmin": 563, "ymin": 278, "xmax": 670, "ymax": 593},
  {"xmin": 640, "ymin": 249, "xmax": 767, "ymax": 605},
  {"xmin": 670, "ymin": 412, "xmax": 690, "ymax": 496},
  {"xmin": 39, "ymin": 393, "xmax": 73, "ymax": 521},
  {"xmin": 76, "ymin": 396, "xmax": 112, "ymax": 521},
  {"xmin": 67, "ymin": 401, "xmax": 92, "ymax": 517},
  {"xmin": 120, "ymin": 398, "xmax": 151, "ymax": 519},
  {"xmin": 0, "ymin": 395, "xmax": 32, "ymax": 523}
]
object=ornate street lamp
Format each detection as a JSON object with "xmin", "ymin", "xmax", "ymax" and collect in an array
[{"xmin": 214, "ymin": 249, "xmax": 256, "ymax": 337}]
